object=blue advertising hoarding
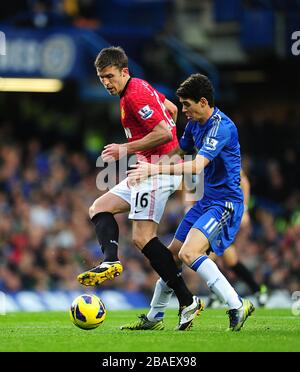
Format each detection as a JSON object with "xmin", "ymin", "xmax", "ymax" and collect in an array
[{"xmin": 0, "ymin": 27, "xmax": 91, "ymax": 79}]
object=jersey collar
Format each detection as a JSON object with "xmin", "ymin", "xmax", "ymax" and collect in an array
[
  {"xmin": 204, "ymin": 107, "xmax": 219, "ymax": 127},
  {"xmin": 120, "ymin": 77, "xmax": 132, "ymax": 98}
]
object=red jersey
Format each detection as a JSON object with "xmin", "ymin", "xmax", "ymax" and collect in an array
[{"xmin": 120, "ymin": 78, "xmax": 179, "ymax": 163}]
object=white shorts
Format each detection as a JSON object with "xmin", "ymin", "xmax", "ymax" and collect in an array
[{"xmin": 109, "ymin": 175, "xmax": 182, "ymax": 224}]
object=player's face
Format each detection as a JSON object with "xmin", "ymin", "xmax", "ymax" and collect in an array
[
  {"xmin": 97, "ymin": 66, "xmax": 129, "ymax": 96},
  {"xmin": 179, "ymin": 97, "xmax": 207, "ymax": 122}
]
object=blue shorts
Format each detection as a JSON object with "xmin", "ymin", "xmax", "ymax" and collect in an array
[{"xmin": 175, "ymin": 198, "xmax": 244, "ymax": 256}]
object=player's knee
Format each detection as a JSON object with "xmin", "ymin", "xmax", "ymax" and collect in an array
[
  {"xmin": 89, "ymin": 204, "xmax": 97, "ymax": 219},
  {"xmin": 178, "ymin": 247, "xmax": 194, "ymax": 265},
  {"xmin": 89, "ymin": 203, "xmax": 104, "ymax": 219},
  {"xmin": 89, "ymin": 201, "xmax": 109, "ymax": 219}
]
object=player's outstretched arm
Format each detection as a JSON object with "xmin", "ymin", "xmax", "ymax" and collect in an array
[
  {"xmin": 165, "ymin": 145, "xmax": 187, "ymax": 158},
  {"xmin": 128, "ymin": 154, "xmax": 210, "ymax": 183}
]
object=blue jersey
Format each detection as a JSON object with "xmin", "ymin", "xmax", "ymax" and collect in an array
[{"xmin": 179, "ymin": 107, "xmax": 243, "ymax": 203}]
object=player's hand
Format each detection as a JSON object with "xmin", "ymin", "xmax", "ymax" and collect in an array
[
  {"xmin": 101, "ymin": 143, "xmax": 127, "ymax": 163},
  {"xmin": 127, "ymin": 161, "xmax": 158, "ymax": 186}
]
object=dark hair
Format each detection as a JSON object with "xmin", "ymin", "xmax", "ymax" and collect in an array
[
  {"xmin": 176, "ymin": 74, "xmax": 214, "ymax": 107},
  {"xmin": 94, "ymin": 46, "xmax": 128, "ymax": 71}
]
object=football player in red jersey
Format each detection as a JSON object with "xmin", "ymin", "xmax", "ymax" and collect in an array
[{"xmin": 77, "ymin": 46, "xmax": 203, "ymax": 330}]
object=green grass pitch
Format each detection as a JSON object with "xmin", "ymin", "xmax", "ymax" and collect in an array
[{"xmin": 0, "ymin": 308, "xmax": 299, "ymax": 352}]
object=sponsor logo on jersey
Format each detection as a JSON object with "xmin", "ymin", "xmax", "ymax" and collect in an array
[{"xmin": 138, "ymin": 105, "xmax": 154, "ymax": 120}]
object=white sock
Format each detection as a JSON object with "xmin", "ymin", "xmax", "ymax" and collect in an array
[
  {"xmin": 191, "ymin": 256, "xmax": 242, "ymax": 310},
  {"xmin": 146, "ymin": 278, "xmax": 174, "ymax": 321}
]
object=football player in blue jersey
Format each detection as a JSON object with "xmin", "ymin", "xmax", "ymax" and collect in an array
[{"xmin": 122, "ymin": 73, "xmax": 255, "ymax": 332}]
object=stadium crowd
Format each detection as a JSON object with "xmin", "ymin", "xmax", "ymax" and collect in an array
[{"xmin": 0, "ymin": 102, "xmax": 299, "ymax": 299}]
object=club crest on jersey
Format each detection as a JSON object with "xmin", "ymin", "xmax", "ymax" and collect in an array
[{"xmin": 138, "ymin": 105, "xmax": 154, "ymax": 120}]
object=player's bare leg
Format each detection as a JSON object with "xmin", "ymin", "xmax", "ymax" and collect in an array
[{"xmin": 77, "ymin": 192, "xmax": 129, "ymax": 286}]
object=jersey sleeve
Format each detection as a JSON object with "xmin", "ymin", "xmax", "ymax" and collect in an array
[
  {"xmin": 157, "ymin": 91, "xmax": 166, "ymax": 103},
  {"xmin": 179, "ymin": 122, "xmax": 195, "ymax": 153},
  {"xmin": 127, "ymin": 91, "xmax": 166, "ymax": 131},
  {"xmin": 198, "ymin": 122, "xmax": 230, "ymax": 160}
]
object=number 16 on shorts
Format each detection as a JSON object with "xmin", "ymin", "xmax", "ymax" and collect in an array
[{"xmin": 134, "ymin": 192, "xmax": 149, "ymax": 214}]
